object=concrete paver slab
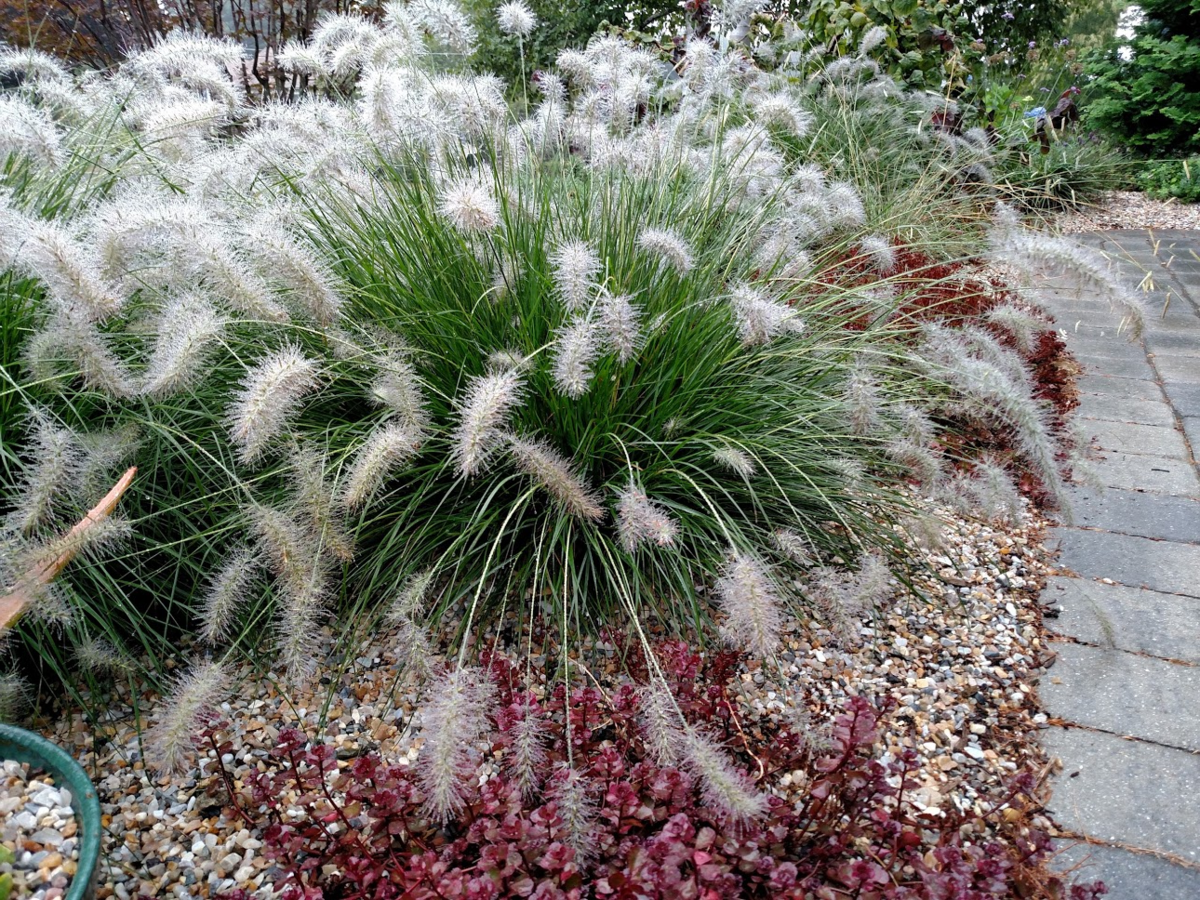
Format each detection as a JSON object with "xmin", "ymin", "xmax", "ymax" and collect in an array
[
  {"xmin": 1040, "ymin": 642, "xmax": 1200, "ymax": 750},
  {"xmin": 1074, "ymin": 393, "xmax": 1175, "ymax": 427},
  {"xmin": 1042, "ymin": 727, "xmax": 1200, "ymax": 861},
  {"xmin": 1043, "ymin": 577, "xmax": 1200, "ymax": 664},
  {"xmin": 1061, "ymin": 485, "xmax": 1200, "ymax": 542},
  {"xmin": 1079, "ymin": 419, "xmax": 1191, "ymax": 458},
  {"xmin": 1048, "ymin": 528, "xmax": 1200, "ymax": 596},
  {"xmin": 1053, "ymin": 842, "xmax": 1200, "ymax": 900},
  {"xmin": 1079, "ymin": 449, "xmax": 1199, "ymax": 496}
]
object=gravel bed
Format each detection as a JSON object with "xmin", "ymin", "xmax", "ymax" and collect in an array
[
  {"xmin": 34, "ymin": 495, "xmax": 1061, "ymax": 899},
  {"xmin": 0, "ymin": 761, "xmax": 79, "ymax": 900},
  {"xmin": 1049, "ymin": 190, "xmax": 1200, "ymax": 233}
]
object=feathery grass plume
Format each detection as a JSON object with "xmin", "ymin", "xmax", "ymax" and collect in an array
[
  {"xmin": 921, "ymin": 329, "xmax": 1069, "ymax": 513},
  {"xmin": 824, "ymin": 181, "xmax": 866, "ymax": 230},
  {"xmin": 598, "ymin": 292, "xmax": 641, "ymax": 363},
  {"xmin": 341, "ymin": 423, "xmax": 422, "ymax": 510},
  {"xmin": 679, "ymin": 726, "xmax": 768, "ymax": 825},
  {"xmin": 245, "ymin": 219, "xmax": 344, "ymax": 326},
  {"xmin": 904, "ymin": 510, "xmax": 946, "ymax": 551},
  {"xmin": 451, "ymin": 369, "xmax": 524, "ymax": 477},
  {"xmin": 615, "ymin": 482, "xmax": 678, "ymax": 552},
  {"xmin": 22, "ymin": 516, "xmax": 133, "ymax": 571},
  {"xmin": 504, "ymin": 696, "xmax": 548, "ymax": 798},
  {"xmin": 407, "ymin": 0, "xmax": 478, "ymax": 54},
  {"xmin": 636, "ymin": 227, "xmax": 694, "ymax": 276},
  {"xmin": 370, "ymin": 355, "xmax": 430, "ymax": 435},
  {"xmin": 7, "ymin": 410, "xmax": 80, "ymax": 535},
  {"xmin": 288, "ymin": 444, "xmax": 355, "ymax": 561},
  {"xmin": 439, "ymin": 176, "xmax": 500, "ymax": 233},
  {"xmin": 20, "ymin": 223, "xmax": 122, "ymax": 320},
  {"xmin": 550, "ymin": 240, "xmax": 601, "ymax": 311},
  {"xmin": 729, "ymin": 283, "xmax": 801, "ymax": 346},
  {"xmin": 226, "ymin": 345, "xmax": 321, "ymax": 464},
  {"xmin": 417, "ymin": 666, "xmax": 495, "ymax": 822},
  {"xmin": 188, "ymin": 232, "xmax": 290, "ymax": 324},
  {"xmin": 198, "ymin": 548, "xmax": 259, "ymax": 645},
  {"xmin": 387, "ymin": 569, "xmax": 437, "ymax": 622},
  {"xmin": 551, "ymin": 317, "xmax": 600, "ymax": 398},
  {"xmin": 772, "ymin": 528, "xmax": 814, "ymax": 566},
  {"xmin": 275, "ymin": 575, "xmax": 329, "ymax": 684},
  {"xmin": 859, "ymin": 25, "xmax": 889, "ymax": 55},
  {"xmin": 247, "ymin": 503, "xmax": 327, "ymax": 600},
  {"xmin": 984, "ymin": 303, "xmax": 1043, "ymax": 354},
  {"xmin": 843, "ymin": 358, "xmax": 880, "ymax": 437},
  {"xmin": 716, "ymin": 550, "xmax": 783, "ymax": 659},
  {"xmin": 497, "ymin": 1, "xmax": 536, "ymax": 37},
  {"xmin": 947, "ymin": 457, "xmax": 1026, "ymax": 524},
  {"xmin": 141, "ymin": 292, "xmax": 226, "ymax": 398},
  {"xmin": 639, "ymin": 681, "xmax": 682, "ymax": 766},
  {"xmin": 750, "ymin": 94, "xmax": 814, "ymax": 137},
  {"xmin": 0, "ymin": 96, "xmax": 64, "ymax": 168},
  {"xmin": 858, "ymin": 234, "xmax": 896, "ymax": 274},
  {"xmin": 75, "ymin": 636, "xmax": 133, "ymax": 675},
  {"xmin": 887, "ymin": 438, "xmax": 942, "ymax": 490},
  {"xmin": 508, "ymin": 436, "xmax": 604, "ymax": 520},
  {"xmin": 712, "ymin": 446, "xmax": 756, "ymax": 478},
  {"xmin": 25, "ymin": 311, "xmax": 135, "ymax": 398},
  {"xmin": 847, "ymin": 552, "xmax": 893, "ymax": 611},
  {"xmin": 0, "ymin": 674, "xmax": 30, "ymax": 723},
  {"xmin": 72, "ymin": 425, "xmax": 141, "ymax": 498},
  {"xmin": 146, "ymin": 659, "xmax": 228, "ymax": 775},
  {"xmin": 988, "ymin": 208, "xmax": 1145, "ymax": 339},
  {"xmin": 486, "ymin": 348, "xmax": 529, "ymax": 372},
  {"xmin": 550, "ymin": 765, "xmax": 598, "ymax": 860}
]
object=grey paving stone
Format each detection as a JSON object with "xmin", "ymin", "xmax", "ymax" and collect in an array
[
  {"xmin": 1081, "ymin": 449, "xmax": 1199, "ymax": 496},
  {"xmin": 1145, "ymin": 331, "xmax": 1200, "ymax": 355},
  {"xmin": 1075, "ymin": 394, "xmax": 1175, "ymax": 427},
  {"xmin": 1062, "ymin": 339, "xmax": 1149, "ymax": 364},
  {"xmin": 1079, "ymin": 355, "xmax": 1158, "ymax": 380},
  {"xmin": 1183, "ymin": 417, "xmax": 1200, "ymax": 455},
  {"xmin": 1053, "ymin": 841, "xmax": 1200, "ymax": 900},
  {"xmin": 1163, "ymin": 382, "xmax": 1200, "ymax": 416},
  {"xmin": 1048, "ymin": 528, "xmax": 1200, "ymax": 596},
  {"xmin": 1061, "ymin": 322, "xmax": 1146, "ymax": 345},
  {"xmin": 1061, "ymin": 485, "xmax": 1200, "ymax": 542},
  {"xmin": 1043, "ymin": 577, "xmax": 1200, "ymax": 664},
  {"xmin": 1074, "ymin": 375, "xmax": 1163, "ymax": 400},
  {"xmin": 1042, "ymin": 726, "xmax": 1200, "ymax": 860},
  {"xmin": 1151, "ymin": 353, "xmax": 1200, "ymax": 383},
  {"xmin": 1078, "ymin": 419, "xmax": 1190, "ymax": 459},
  {"xmin": 1041, "ymin": 642, "xmax": 1200, "ymax": 749}
]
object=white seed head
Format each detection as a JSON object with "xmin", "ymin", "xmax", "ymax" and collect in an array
[
  {"xmin": 508, "ymin": 435, "xmax": 604, "ymax": 521},
  {"xmin": 550, "ymin": 240, "xmax": 600, "ymax": 311},
  {"xmin": 599, "ymin": 293, "xmax": 642, "ymax": 363},
  {"xmin": 636, "ymin": 227, "xmax": 694, "ymax": 276},
  {"xmin": 712, "ymin": 446, "xmax": 756, "ymax": 478},
  {"xmin": 729, "ymin": 283, "xmax": 801, "ymax": 346},
  {"xmin": 552, "ymin": 317, "xmax": 599, "ymax": 398},
  {"xmin": 451, "ymin": 370, "xmax": 524, "ymax": 477},
  {"xmin": 715, "ymin": 550, "xmax": 782, "ymax": 658},
  {"xmin": 859, "ymin": 234, "xmax": 897, "ymax": 275},
  {"xmin": 679, "ymin": 726, "xmax": 768, "ymax": 824},
  {"xmin": 550, "ymin": 765, "xmax": 597, "ymax": 861},
  {"xmin": 226, "ymin": 345, "xmax": 321, "ymax": 464},
  {"xmin": 199, "ymin": 548, "xmax": 259, "ymax": 645},
  {"xmin": 440, "ymin": 177, "xmax": 500, "ymax": 233},
  {"xmin": 342, "ymin": 423, "xmax": 421, "ymax": 510},
  {"xmin": 639, "ymin": 681, "xmax": 682, "ymax": 766},
  {"xmin": 141, "ymin": 292, "xmax": 226, "ymax": 398},
  {"xmin": 497, "ymin": 1, "xmax": 537, "ymax": 38},
  {"xmin": 146, "ymin": 659, "xmax": 229, "ymax": 776},
  {"xmin": 615, "ymin": 482, "xmax": 678, "ymax": 552},
  {"xmin": 505, "ymin": 697, "xmax": 547, "ymax": 797},
  {"xmin": 417, "ymin": 667, "xmax": 495, "ymax": 822}
]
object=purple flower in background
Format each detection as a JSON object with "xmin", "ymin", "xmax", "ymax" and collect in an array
[
  {"xmin": 1002, "ymin": 11, "xmax": 1014, "ymax": 19},
  {"xmin": 1056, "ymin": 38, "xmax": 1071, "ymax": 47},
  {"xmin": 1024, "ymin": 106, "xmax": 1047, "ymax": 119},
  {"xmin": 1028, "ymin": 40, "xmax": 1036, "ymax": 48}
]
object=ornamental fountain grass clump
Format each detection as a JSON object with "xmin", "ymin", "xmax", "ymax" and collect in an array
[{"xmin": 0, "ymin": 0, "xmax": 1142, "ymax": 829}]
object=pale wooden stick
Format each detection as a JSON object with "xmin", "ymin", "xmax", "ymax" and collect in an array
[{"xmin": 0, "ymin": 466, "xmax": 137, "ymax": 631}]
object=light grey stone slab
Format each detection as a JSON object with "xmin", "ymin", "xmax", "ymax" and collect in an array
[
  {"xmin": 1075, "ymin": 393, "xmax": 1175, "ymax": 427},
  {"xmin": 1048, "ymin": 528, "xmax": 1200, "ymax": 596},
  {"xmin": 1042, "ymin": 726, "xmax": 1200, "ymax": 860},
  {"xmin": 1081, "ymin": 449, "xmax": 1199, "ymax": 496},
  {"xmin": 1053, "ymin": 841, "xmax": 1200, "ymax": 900},
  {"xmin": 1043, "ymin": 577, "xmax": 1200, "ymax": 664},
  {"xmin": 1074, "ymin": 375, "xmax": 1163, "ymax": 401},
  {"xmin": 1163, "ymin": 382, "xmax": 1200, "ymax": 417},
  {"xmin": 1080, "ymin": 355, "xmax": 1158, "ymax": 380},
  {"xmin": 1151, "ymin": 354, "xmax": 1200, "ymax": 383},
  {"xmin": 1041, "ymin": 642, "xmax": 1200, "ymax": 749},
  {"xmin": 1078, "ymin": 419, "xmax": 1190, "ymax": 459},
  {"xmin": 1183, "ymin": 417, "xmax": 1200, "ymax": 456},
  {"xmin": 1145, "ymin": 331, "xmax": 1200, "ymax": 356},
  {"xmin": 1061, "ymin": 485, "xmax": 1200, "ymax": 542},
  {"xmin": 1061, "ymin": 336, "xmax": 1149, "ymax": 362}
]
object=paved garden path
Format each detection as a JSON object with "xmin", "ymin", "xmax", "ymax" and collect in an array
[{"xmin": 1035, "ymin": 229, "xmax": 1200, "ymax": 898}]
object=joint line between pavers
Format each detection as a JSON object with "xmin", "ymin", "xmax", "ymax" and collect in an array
[
  {"xmin": 1053, "ymin": 831, "xmax": 1200, "ymax": 873},
  {"xmin": 1045, "ymin": 633, "xmax": 1200, "ymax": 669},
  {"xmin": 1048, "ymin": 719, "xmax": 1200, "ymax": 756}
]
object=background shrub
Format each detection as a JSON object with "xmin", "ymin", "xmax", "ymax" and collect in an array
[{"xmin": 1136, "ymin": 156, "xmax": 1200, "ymax": 203}]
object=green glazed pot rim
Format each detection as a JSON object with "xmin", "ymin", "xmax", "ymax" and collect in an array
[{"xmin": 0, "ymin": 723, "xmax": 101, "ymax": 900}]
